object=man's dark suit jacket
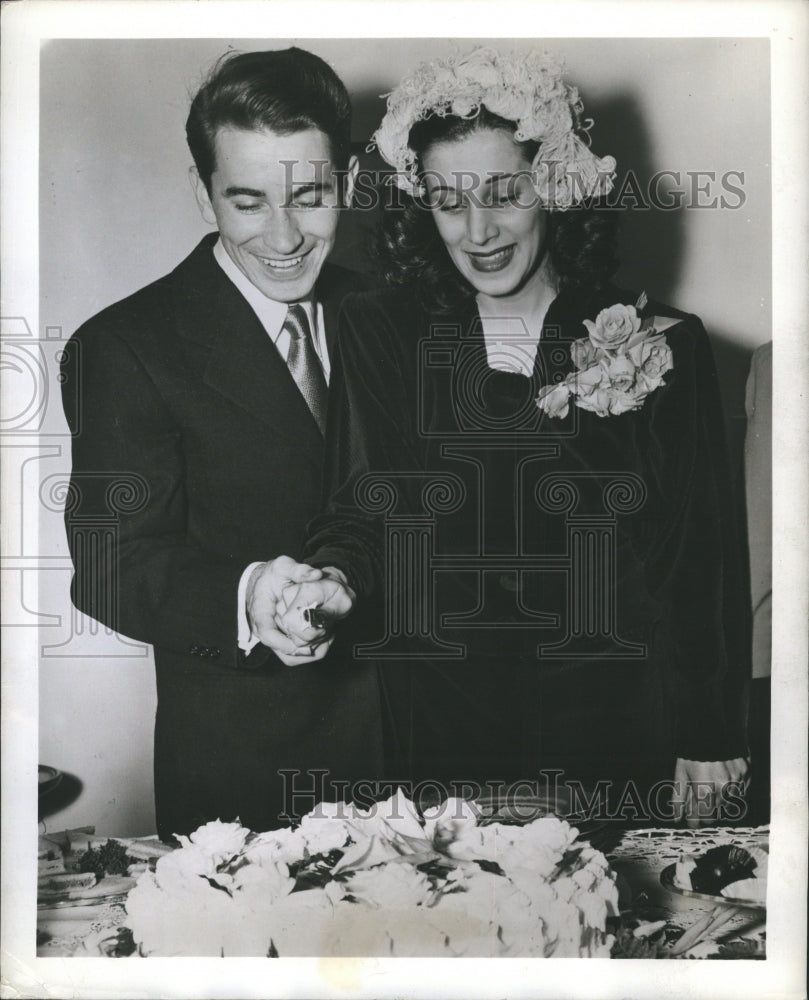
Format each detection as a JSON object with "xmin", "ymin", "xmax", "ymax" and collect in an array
[{"xmin": 60, "ymin": 233, "xmax": 383, "ymax": 840}]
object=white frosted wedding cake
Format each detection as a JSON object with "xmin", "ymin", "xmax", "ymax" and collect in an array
[{"xmin": 125, "ymin": 791, "xmax": 619, "ymax": 957}]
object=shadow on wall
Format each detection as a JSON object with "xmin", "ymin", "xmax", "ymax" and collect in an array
[
  {"xmin": 40, "ymin": 772, "xmax": 84, "ymax": 824},
  {"xmin": 590, "ymin": 92, "xmax": 687, "ymax": 307}
]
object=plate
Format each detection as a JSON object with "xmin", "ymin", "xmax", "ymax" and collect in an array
[
  {"xmin": 38, "ymin": 876, "xmax": 136, "ymax": 911},
  {"xmin": 38, "ymin": 765, "xmax": 62, "ymax": 796},
  {"xmin": 660, "ymin": 864, "xmax": 766, "ymax": 909}
]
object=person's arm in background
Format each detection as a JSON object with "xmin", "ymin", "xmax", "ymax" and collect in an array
[
  {"xmin": 742, "ymin": 341, "xmax": 773, "ymax": 824},
  {"xmin": 635, "ymin": 314, "xmax": 752, "ymax": 824},
  {"xmin": 745, "ymin": 342, "xmax": 773, "ymax": 684}
]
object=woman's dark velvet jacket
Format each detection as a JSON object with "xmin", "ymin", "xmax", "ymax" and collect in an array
[{"xmin": 306, "ymin": 283, "xmax": 750, "ymax": 780}]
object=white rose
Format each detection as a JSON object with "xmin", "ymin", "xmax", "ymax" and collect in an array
[
  {"xmin": 608, "ymin": 390, "xmax": 645, "ymax": 416},
  {"xmin": 245, "ymin": 826, "xmax": 306, "ymax": 866},
  {"xmin": 569, "ymin": 364, "xmax": 607, "ymax": 399},
  {"xmin": 486, "ymin": 818, "xmax": 575, "ymax": 880},
  {"xmin": 640, "ymin": 338, "xmax": 673, "ymax": 379},
  {"xmin": 574, "ymin": 387, "xmax": 611, "ymax": 418},
  {"xmin": 583, "ymin": 304, "xmax": 642, "ymax": 352},
  {"xmin": 232, "ymin": 858, "xmax": 294, "ymax": 902},
  {"xmin": 536, "ymin": 381, "xmax": 571, "ymax": 419},
  {"xmin": 602, "ymin": 353, "xmax": 637, "ymax": 392},
  {"xmin": 298, "ymin": 812, "xmax": 351, "ymax": 856},
  {"xmin": 345, "ymin": 861, "xmax": 434, "ymax": 909},
  {"xmin": 179, "ymin": 819, "xmax": 249, "ymax": 864},
  {"xmin": 153, "ymin": 846, "xmax": 217, "ymax": 888},
  {"xmin": 570, "ymin": 337, "xmax": 602, "ymax": 371}
]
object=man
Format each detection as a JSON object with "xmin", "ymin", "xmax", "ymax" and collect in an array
[{"xmin": 61, "ymin": 48, "xmax": 381, "ymax": 841}]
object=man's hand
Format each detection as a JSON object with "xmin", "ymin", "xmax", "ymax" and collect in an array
[
  {"xmin": 245, "ymin": 556, "xmax": 355, "ymax": 665},
  {"xmin": 671, "ymin": 757, "xmax": 750, "ymax": 828}
]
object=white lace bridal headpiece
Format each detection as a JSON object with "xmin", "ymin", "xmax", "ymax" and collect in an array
[{"xmin": 369, "ymin": 46, "xmax": 617, "ymax": 210}]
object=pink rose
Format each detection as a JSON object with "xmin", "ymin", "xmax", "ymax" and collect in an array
[
  {"xmin": 570, "ymin": 337, "xmax": 602, "ymax": 371},
  {"xmin": 536, "ymin": 382, "xmax": 571, "ymax": 419},
  {"xmin": 583, "ymin": 304, "xmax": 642, "ymax": 352}
]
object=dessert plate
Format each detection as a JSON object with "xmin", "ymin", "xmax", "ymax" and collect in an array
[
  {"xmin": 660, "ymin": 864, "xmax": 766, "ymax": 909},
  {"xmin": 38, "ymin": 875, "xmax": 136, "ymax": 910}
]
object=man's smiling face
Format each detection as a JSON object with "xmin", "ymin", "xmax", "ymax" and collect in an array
[{"xmin": 193, "ymin": 126, "xmax": 353, "ymax": 302}]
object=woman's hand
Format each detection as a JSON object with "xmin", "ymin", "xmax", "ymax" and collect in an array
[{"xmin": 671, "ymin": 757, "xmax": 750, "ymax": 828}]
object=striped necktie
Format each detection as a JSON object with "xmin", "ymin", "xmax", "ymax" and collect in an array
[{"xmin": 283, "ymin": 303, "xmax": 327, "ymax": 435}]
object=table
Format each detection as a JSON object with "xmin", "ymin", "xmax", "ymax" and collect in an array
[
  {"xmin": 606, "ymin": 825, "xmax": 767, "ymax": 958},
  {"xmin": 37, "ymin": 825, "xmax": 768, "ymax": 958}
]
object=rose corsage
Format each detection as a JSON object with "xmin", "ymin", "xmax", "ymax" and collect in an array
[{"xmin": 536, "ymin": 294, "xmax": 676, "ymax": 419}]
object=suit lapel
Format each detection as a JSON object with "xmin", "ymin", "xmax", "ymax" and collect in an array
[{"xmin": 173, "ymin": 236, "xmax": 324, "ymax": 453}]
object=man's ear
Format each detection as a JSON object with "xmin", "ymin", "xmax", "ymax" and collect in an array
[
  {"xmin": 189, "ymin": 166, "xmax": 217, "ymax": 226},
  {"xmin": 342, "ymin": 155, "xmax": 360, "ymax": 209}
]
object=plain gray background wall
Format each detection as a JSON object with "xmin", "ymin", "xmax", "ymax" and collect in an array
[{"xmin": 38, "ymin": 37, "xmax": 770, "ymax": 836}]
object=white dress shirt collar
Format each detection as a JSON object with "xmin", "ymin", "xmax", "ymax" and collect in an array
[
  {"xmin": 212, "ymin": 237, "xmax": 329, "ymax": 378},
  {"xmin": 213, "ymin": 237, "xmax": 315, "ymax": 340}
]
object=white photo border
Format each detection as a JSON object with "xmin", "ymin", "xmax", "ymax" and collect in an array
[{"xmin": 2, "ymin": 2, "xmax": 807, "ymax": 998}]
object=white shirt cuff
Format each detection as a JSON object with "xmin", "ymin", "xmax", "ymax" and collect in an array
[{"xmin": 238, "ymin": 561, "xmax": 265, "ymax": 654}]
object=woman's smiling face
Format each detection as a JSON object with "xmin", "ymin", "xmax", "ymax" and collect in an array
[{"xmin": 421, "ymin": 127, "xmax": 551, "ymax": 299}]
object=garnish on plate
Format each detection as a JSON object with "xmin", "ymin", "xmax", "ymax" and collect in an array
[{"xmin": 77, "ymin": 839, "xmax": 137, "ymax": 879}]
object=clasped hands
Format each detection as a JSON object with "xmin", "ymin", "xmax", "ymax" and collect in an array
[
  {"xmin": 245, "ymin": 556, "xmax": 355, "ymax": 666},
  {"xmin": 671, "ymin": 756, "xmax": 750, "ymax": 828}
]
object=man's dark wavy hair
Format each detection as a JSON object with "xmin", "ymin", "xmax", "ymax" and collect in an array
[
  {"xmin": 380, "ymin": 107, "xmax": 620, "ymax": 312},
  {"xmin": 186, "ymin": 48, "xmax": 352, "ymax": 194}
]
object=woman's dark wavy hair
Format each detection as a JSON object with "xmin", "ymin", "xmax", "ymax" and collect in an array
[{"xmin": 380, "ymin": 108, "xmax": 621, "ymax": 313}]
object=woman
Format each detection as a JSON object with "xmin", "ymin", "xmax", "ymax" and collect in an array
[{"xmin": 303, "ymin": 48, "xmax": 750, "ymax": 825}]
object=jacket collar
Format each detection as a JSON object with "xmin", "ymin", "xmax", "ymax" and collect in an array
[{"xmin": 171, "ymin": 234, "xmax": 353, "ymax": 450}]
